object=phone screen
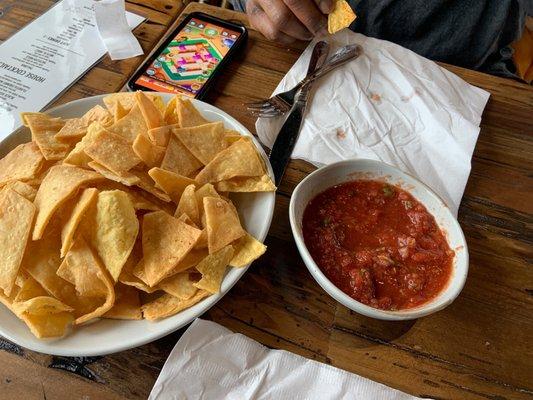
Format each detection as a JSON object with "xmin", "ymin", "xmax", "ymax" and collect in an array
[{"xmin": 134, "ymin": 17, "xmax": 243, "ymax": 96}]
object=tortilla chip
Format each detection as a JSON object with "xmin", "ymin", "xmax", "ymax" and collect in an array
[
  {"xmin": 62, "ymin": 122, "xmax": 103, "ymax": 167},
  {"xmin": 13, "ymin": 296, "xmax": 73, "ymax": 315},
  {"xmin": 3, "ymin": 181, "xmax": 38, "ymax": 201},
  {"xmin": 137, "ymin": 211, "xmax": 202, "ymax": 286},
  {"xmin": 225, "ymin": 134, "xmax": 243, "ymax": 145},
  {"xmin": 148, "ymin": 167, "xmax": 196, "ymax": 203},
  {"xmin": 0, "ymin": 142, "xmax": 45, "ymax": 186},
  {"xmin": 23, "ymin": 113, "xmax": 69, "ymax": 160},
  {"xmin": 60, "ymin": 187, "xmax": 98, "ymax": 257},
  {"xmin": 195, "ymin": 139, "xmax": 265, "ymax": 184},
  {"xmin": 112, "ymin": 100, "xmax": 129, "ymax": 122},
  {"xmin": 0, "ymin": 189, "xmax": 36, "ymax": 296},
  {"xmin": 32, "ymin": 165, "xmax": 102, "ymax": 240},
  {"xmin": 107, "ymin": 104, "xmax": 147, "ymax": 143},
  {"xmin": 103, "ymin": 283, "xmax": 142, "ymax": 320},
  {"xmin": 85, "ymin": 130, "xmax": 141, "ymax": 174},
  {"xmin": 55, "ymin": 105, "xmax": 113, "ymax": 142},
  {"xmin": 173, "ymin": 122, "xmax": 227, "ymax": 165},
  {"xmin": 163, "ymin": 96, "xmax": 180, "ymax": 125},
  {"xmin": 142, "ymin": 290, "xmax": 210, "ymax": 321},
  {"xmin": 215, "ymin": 174, "xmax": 276, "ymax": 192},
  {"xmin": 194, "ymin": 183, "xmax": 220, "ymax": 227},
  {"xmin": 175, "ymin": 184, "xmax": 200, "ymax": 226},
  {"xmin": 56, "ymin": 236, "xmax": 115, "ymax": 325},
  {"xmin": 118, "ymin": 240, "xmax": 156, "ymax": 293},
  {"xmin": 135, "ymin": 91, "xmax": 163, "ymax": 129},
  {"xmin": 88, "ymin": 161, "xmax": 140, "ymax": 186},
  {"xmin": 89, "ymin": 190, "xmax": 139, "ymax": 281},
  {"xmin": 148, "ymin": 125, "xmax": 172, "ymax": 147},
  {"xmin": 328, "ymin": 0, "xmax": 356, "ymax": 34},
  {"xmin": 22, "ymin": 220, "xmax": 78, "ymax": 305},
  {"xmin": 157, "ymin": 272, "xmax": 198, "ymax": 299},
  {"xmin": 132, "ymin": 170, "xmax": 172, "ymax": 202},
  {"xmin": 194, "ymin": 245, "xmax": 234, "ymax": 293},
  {"xmin": 175, "ymin": 97, "xmax": 209, "ymax": 127},
  {"xmin": 230, "ymin": 233, "xmax": 267, "ymax": 267},
  {"xmin": 194, "ymin": 229, "xmax": 208, "ymax": 249},
  {"xmin": 133, "ymin": 133, "xmax": 166, "ymax": 168},
  {"xmin": 204, "ymin": 196, "xmax": 245, "ymax": 254},
  {"xmin": 160, "ymin": 136, "xmax": 203, "ymax": 177},
  {"xmin": 104, "ymin": 92, "xmax": 164, "ymax": 114}
]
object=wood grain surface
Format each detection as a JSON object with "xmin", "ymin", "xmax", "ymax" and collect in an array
[{"xmin": 0, "ymin": 2, "xmax": 532, "ymax": 400}]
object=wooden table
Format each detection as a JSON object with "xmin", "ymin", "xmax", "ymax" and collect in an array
[{"xmin": 1, "ymin": 2, "xmax": 532, "ymax": 399}]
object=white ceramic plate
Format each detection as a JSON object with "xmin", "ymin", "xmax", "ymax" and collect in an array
[
  {"xmin": 0, "ymin": 94, "xmax": 275, "ymax": 356},
  {"xmin": 289, "ymin": 159, "xmax": 468, "ymax": 321}
]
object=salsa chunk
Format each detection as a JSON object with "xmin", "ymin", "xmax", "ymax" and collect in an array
[{"xmin": 302, "ymin": 180, "xmax": 454, "ymax": 311}]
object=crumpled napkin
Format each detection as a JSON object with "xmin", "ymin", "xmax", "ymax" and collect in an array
[
  {"xmin": 256, "ymin": 30, "xmax": 490, "ymax": 214},
  {"xmin": 149, "ymin": 318, "xmax": 426, "ymax": 400}
]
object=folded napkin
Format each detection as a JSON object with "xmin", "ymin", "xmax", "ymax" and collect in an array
[
  {"xmin": 149, "ymin": 319, "xmax": 425, "ymax": 399},
  {"xmin": 256, "ymin": 31, "xmax": 490, "ymax": 214}
]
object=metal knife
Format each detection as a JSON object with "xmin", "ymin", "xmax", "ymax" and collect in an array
[{"xmin": 269, "ymin": 44, "xmax": 363, "ymax": 186}]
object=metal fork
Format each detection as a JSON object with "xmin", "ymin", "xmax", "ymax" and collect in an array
[
  {"xmin": 246, "ymin": 44, "xmax": 363, "ymax": 118},
  {"xmin": 246, "ymin": 41, "xmax": 329, "ymax": 118}
]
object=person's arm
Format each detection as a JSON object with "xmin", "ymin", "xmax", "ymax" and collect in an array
[{"xmin": 231, "ymin": 0, "xmax": 333, "ymax": 43}]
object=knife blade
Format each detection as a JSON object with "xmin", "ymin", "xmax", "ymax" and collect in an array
[
  {"xmin": 269, "ymin": 44, "xmax": 362, "ymax": 186},
  {"xmin": 269, "ymin": 42, "xmax": 329, "ymax": 186}
]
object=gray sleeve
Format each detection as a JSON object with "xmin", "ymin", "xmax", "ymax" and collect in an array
[{"xmin": 229, "ymin": 0, "xmax": 248, "ymax": 12}]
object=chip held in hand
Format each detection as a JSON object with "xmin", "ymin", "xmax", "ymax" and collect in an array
[{"xmin": 328, "ymin": 0, "xmax": 357, "ymax": 34}]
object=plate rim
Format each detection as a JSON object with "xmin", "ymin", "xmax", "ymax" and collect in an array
[{"xmin": 0, "ymin": 94, "xmax": 275, "ymax": 356}]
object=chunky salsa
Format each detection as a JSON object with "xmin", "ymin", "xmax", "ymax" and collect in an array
[{"xmin": 302, "ymin": 180, "xmax": 454, "ymax": 311}]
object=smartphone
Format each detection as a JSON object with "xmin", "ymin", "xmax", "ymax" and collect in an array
[{"xmin": 128, "ymin": 12, "xmax": 247, "ymax": 99}]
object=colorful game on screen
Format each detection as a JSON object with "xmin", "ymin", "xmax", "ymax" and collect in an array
[{"xmin": 134, "ymin": 18, "xmax": 241, "ymax": 96}]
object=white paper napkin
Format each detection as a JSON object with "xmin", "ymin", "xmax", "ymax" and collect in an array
[
  {"xmin": 256, "ymin": 31, "xmax": 490, "ymax": 214},
  {"xmin": 149, "ymin": 319, "xmax": 426, "ymax": 400},
  {"xmin": 94, "ymin": 0, "xmax": 143, "ymax": 60}
]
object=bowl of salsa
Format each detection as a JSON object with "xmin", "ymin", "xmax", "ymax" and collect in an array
[{"xmin": 289, "ymin": 159, "xmax": 468, "ymax": 320}]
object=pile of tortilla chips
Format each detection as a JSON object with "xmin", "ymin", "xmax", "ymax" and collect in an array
[
  {"xmin": 328, "ymin": 0, "xmax": 357, "ymax": 34},
  {"xmin": 0, "ymin": 92, "xmax": 273, "ymax": 339}
]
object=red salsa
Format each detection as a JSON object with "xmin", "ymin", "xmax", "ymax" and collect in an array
[{"xmin": 302, "ymin": 180, "xmax": 454, "ymax": 310}]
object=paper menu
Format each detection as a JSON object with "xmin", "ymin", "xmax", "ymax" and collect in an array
[{"xmin": 0, "ymin": 0, "xmax": 144, "ymax": 139}]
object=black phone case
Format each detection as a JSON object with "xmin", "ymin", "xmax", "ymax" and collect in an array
[{"xmin": 127, "ymin": 12, "xmax": 247, "ymax": 100}]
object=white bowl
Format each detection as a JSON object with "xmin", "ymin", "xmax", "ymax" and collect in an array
[
  {"xmin": 289, "ymin": 159, "xmax": 468, "ymax": 321},
  {"xmin": 0, "ymin": 94, "xmax": 275, "ymax": 356}
]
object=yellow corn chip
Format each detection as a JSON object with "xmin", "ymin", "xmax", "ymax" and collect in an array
[
  {"xmin": 175, "ymin": 184, "xmax": 200, "ymax": 226},
  {"xmin": 112, "ymin": 100, "xmax": 129, "ymax": 122},
  {"xmin": 55, "ymin": 105, "xmax": 113, "ymax": 142},
  {"xmin": 103, "ymin": 92, "xmax": 164, "ymax": 113},
  {"xmin": 142, "ymin": 290, "xmax": 210, "ymax": 321},
  {"xmin": 63, "ymin": 122, "xmax": 103, "ymax": 168},
  {"xmin": 103, "ymin": 283, "xmax": 142, "ymax": 320},
  {"xmin": 22, "ymin": 220, "xmax": 79, "ymax": 306},
  {"xmin": 118, "ymin": 240, "xmax": 157, "ymax": 293},
  {"xmin": 89, "ymin": 190, "xmax": 139, "ymax": 281},
  {"xmin": 230, "ymin": 233, "xmax": 267, "ymax": 267},
  {"xmin": 32, "ymin": 165, "xmax": 102, "ymax": 240},
  {"xmin": 175, "ymin": 97, "xmax": 209, "ymax": 127},
  {"xmin": 85, "ymin": 130, "xmax": 141, "ymax": 174},
  {"xmin": 24, "ymin": 113, "xmax": 70, "ymax": 160},
  {"xmin": 160, "ymin": 136, "xmax": 203, "ymax": 177},
  {"xmin": 60, "ymin": 187, "xmax": 98, "ymax": 257},
  {"xmin": 195, "ymin": 139, "xmax": 265, "ymax": 184},
  {"xmin": 148, "ymin": 125, "xmax": 172, "ymax": 147},
  {"xmin": 0, "ymin": 189, "xmax": 36, "ymax": 296},
  {"xmin": 164, "ymin": 248, "xmax": 208, "ymax": 278},
  {"xmin": 0, "ymin": 142, "xmax": 45, "ymax": 186},
  {"xmin": 176, "ymin": 213, "xmax": 198, "ymax": 228},
  {"xmin": 328, "ymin": 0, "xmax": 356, "ymax": 34},
  {"xmin": 132, "ymin": 170, "xmax": 172, "ymax": 202},
  {"xmin": 13, "ymin": 296, "xmax": 73, "ymax": 315},
  {"xmin": 3, "ymin": 180, "xmax": 38, "ymax": 201},
  {"xmin": 157, "ymin": 272, "xmax": 198, "ymax": 299},
  {"xmin": 138, "ymin": 211, "xmax": 202, "ymax": 286},
  {"xmin": 88, "ymin": 161, "xmax": 141, "ymax": 186},
  {"xmin": 107, "ymin": 104, "xmax": 147, "ymax": 143},
  {"xmin": 215, "ymin": 174, "xmax": 276, "ymax": 192},
  {"xmin": 194, "ymin": 183, "xmax": 220, "ymax": 228},
  {"xmin": 194, "ymin": 246, "xmax": 234, "ymax": 293},
  {"xmin": 194, "ymin": 229, "xmax": 208, "ymax": 249},
  {"xmin": 57, "ymin": 236, "xmax": 115, "ymax": 325},
  {"xmin": 204, "ymin": 196, "xmax": 245, "ymax": 254},
  {"xmin": 135, "ymin": 91, "xmax": 164, "ymax": 129},
  {"xmin": 133, "ymin": 133, "xmax": 166, "ymax": 168},
  {"xmin": 173, "ymin": 122, "xmax": 227, "ymax": 165},
  {"xmin": 148, "ymin": 167, "xmax": 196, "ymax": 203}
]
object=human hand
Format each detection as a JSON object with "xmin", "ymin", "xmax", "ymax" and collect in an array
[{"xmin": 246, "ymin": 0, "xmax": 334, "ymax": 44}]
